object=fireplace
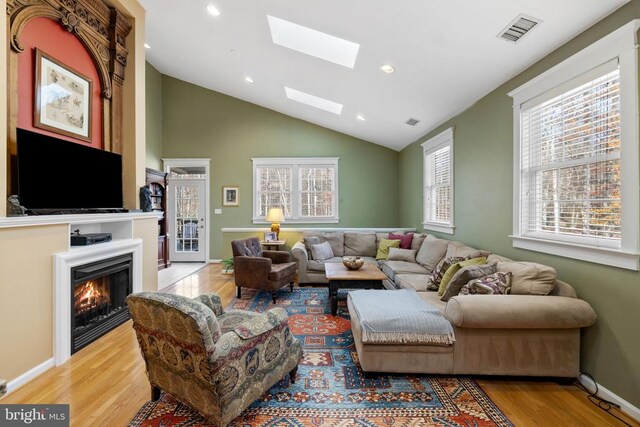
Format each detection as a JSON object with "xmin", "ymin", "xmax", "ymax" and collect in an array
[{"xmin": 71, "ymin": 254, "xmax": 133, "ymax": 354}]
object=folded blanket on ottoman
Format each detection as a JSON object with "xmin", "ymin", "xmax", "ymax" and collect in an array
[{"xmin": 348, "ymin": 289, "xmax": 455, "ymax": 345}]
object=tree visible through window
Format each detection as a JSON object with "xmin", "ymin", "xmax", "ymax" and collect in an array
[
  {"xmin": 521, "ymin": 67, "xmax": 621, "ymax": 244},
  {"xmin": 253, "ymin": 158, "xmax": 339, "ymax": 223}
]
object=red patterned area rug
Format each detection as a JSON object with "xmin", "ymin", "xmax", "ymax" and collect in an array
[{"xmin": 129, "ymin": 288, "xmax": 513, "ymax": 426}]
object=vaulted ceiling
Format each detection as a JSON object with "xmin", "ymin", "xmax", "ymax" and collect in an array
[{"xmin": 141, "ymin": 0, "xmax": 628, "ymax": 151}]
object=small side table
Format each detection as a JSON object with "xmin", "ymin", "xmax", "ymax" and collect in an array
[{"xmin": 260, "ymin": 240, "xmax": 287, "ymax": 251}]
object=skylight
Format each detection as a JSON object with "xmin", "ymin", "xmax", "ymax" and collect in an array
[
  {"xmin": 268, "ymin": 15, "xmax": 360, "ymax": 68},
  {"xmin": 285, "ymin": 87, "xmax": 343, "ymax": 114}
]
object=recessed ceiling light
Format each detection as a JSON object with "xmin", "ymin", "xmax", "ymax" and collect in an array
[
  {"xmin": 380, "ymin": 64, "xmax": 395, "ymax": 74},
  {"xmin": 285, "ymin": 87, "xmax": 343, "ymax": 115},
  {"xmin": 357, "ymin": 114, "xmax": 366, "ymax": 121},
  {"xmin": 206, "ymin": 4, "xmax": 220, "ymax": 16},
  {"xmin": 245, "ymin": 76, "xmax": 254, "ymax": 83},
  {"xmin": 144, "ymin": 43, "xmax": 151, "ymax": 49},
  {"xmin": 268, "ymin": 15, "xmax": 360, "ymax": 68}
]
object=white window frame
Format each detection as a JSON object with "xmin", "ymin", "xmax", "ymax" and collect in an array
[
  {"xmin": 422, "ymin": 127, "xmax": 455, "ymax": 234},
  {"xmin": 509, "ymin": 20, "xmax": 640, "ymax": 270},
  {"xmin": 252, "ymin": 157, "xmax": 339, "ymax": 224}
]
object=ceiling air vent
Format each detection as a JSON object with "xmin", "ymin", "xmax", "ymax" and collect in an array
[
  {"xmin": 405, "ymin": 118, "xmax": 420, "ymax": 126},
  {"xmin": 498, "ymin": 15, "xmax": 541, "ymax": 43}
]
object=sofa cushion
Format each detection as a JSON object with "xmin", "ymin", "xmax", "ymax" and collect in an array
[
  {"xmin": 380, "ymin": 260, "xmax": 429, "ymax": 280},
  {"xmin": 438, "ymin": 257, "xmax": 487, "ymax": 295},
  {"xmin": 310, "ymin": 241, "xmax": 334, "ymax": 261},
  {"xmin": 460, "ymin": 272, "xmax": 512, "ymax": 295},
  {"xmin": 411, "ymin": 233, "xmax": 427, "ymax": 252},
  {"xmin": 389, "ymin": 232, "xmax": 414, "ymax": 249},
  {"xmin": 388, "ymin": 248, "xmax": 416, "ymax": 263},
  {"xmin": 416, "ymin": 235, "xmax": 449, "ymax": 272},
  {"xmin": 344, "ymin": 232, "xmax": 377, "ymax": 257},
  {"xmin": 376, "ymin": 239, "xmax": 400, "ymax": 260},
  {"xmin": 303, "ymin": 231, "xmax": 345, "ymax": 257},
  {"xmin": 395, "ymin": 274, "xmax": 430, "ymax": 291},
  {"xmin": 441, "ymin": 263, "xmax": 497, "ymax": 302},
  {"xmin": 427, "ymin": 256, "xmax": 468, "ymax": 291},
  {"xmin": 445, "ymin": 241, "xmax": 490, "ymax": 259},
  {"xmin": 307, "ymin": 257, "xmax": 343, "ymax": 272},
  {"xmin": 497, "ymin": 261, "xmax": 557, "ymax": 295}
]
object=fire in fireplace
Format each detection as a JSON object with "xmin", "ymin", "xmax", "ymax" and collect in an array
[{"xmin": 71, "ymin": 254, "xmax": 133, "ymax": 354}]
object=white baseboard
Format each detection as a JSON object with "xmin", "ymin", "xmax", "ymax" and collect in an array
[
  {"xmin": 578, "ymin": 374, "xmax": 640, "ymax": 422},
  {"xmin": 209, "ymin": 259, "xmax": 222, "ymax": 263},
  {"xmin": 4, "ymin": 358, "xmax": 54, "ymax": 397}
]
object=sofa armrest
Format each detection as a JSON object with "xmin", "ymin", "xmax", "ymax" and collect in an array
[
  {"xmin": 234, "ymin": 256, "xmax": 271, "ymax": 287},
  {"xmin": 263, "ymin": 250, "xmax": 291, "ymax": 264},
  {"xmin": 445, "ymin": 295, "xmax": 596, "ymax": 329},
  {"xmin": 291, "ymin": 242, "xmax": 309, "ymax": 282}
]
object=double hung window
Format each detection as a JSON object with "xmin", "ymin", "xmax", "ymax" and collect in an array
[{"xmin": 252, "ymin": 158, "xmax": 339, "ymax": 223}]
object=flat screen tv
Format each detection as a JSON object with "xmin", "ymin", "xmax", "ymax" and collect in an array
[{"xmin": 17, "ymin": 128, "xmax": 124, "ymax": 212}]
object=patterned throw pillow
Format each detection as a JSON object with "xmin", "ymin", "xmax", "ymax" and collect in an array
[
  {"xmin": 440, "ymin": 263, "xmax": 497, "ymax": 302},
  {"xmin": 437, "ymin": 257, "xmax": 487, "ymax": 296},
  {"xmin": 426, "ymin": 256, "xmax": 468, "ymax": 291},
  {"xmin": 460, "ymin": 272, "xmax": 513, "ymax": 295}
]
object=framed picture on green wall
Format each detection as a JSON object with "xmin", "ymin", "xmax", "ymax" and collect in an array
[{"xmin": 223, "ymin": 186, "xmax": 239, "ymax": 207}]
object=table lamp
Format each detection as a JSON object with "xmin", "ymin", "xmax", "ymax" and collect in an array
[{"xmin": 265, "ymin": 207, "xmax": 285, "ymax": 239}]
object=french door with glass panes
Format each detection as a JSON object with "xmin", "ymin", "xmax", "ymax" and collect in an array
[{"xmin": 168, "ymin": 179, "xmax": 206, "ymax": 262}]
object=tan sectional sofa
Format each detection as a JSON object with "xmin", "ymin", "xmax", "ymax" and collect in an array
[
  {"xmin": 292, "ymin": 230, "xmax": 418, "ymax": 284},
  {"xmin": 349, "ymin": 235, "xmax": 597, "ymax": 378},
  {"xmin": 292, "ymin": 231, "xmax": 597, "ymax": 378}
]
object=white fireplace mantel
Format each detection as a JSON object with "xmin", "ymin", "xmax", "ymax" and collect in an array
[{"xmin": 53, "ymin": 239, "xmax": 143, "ymax": 365}]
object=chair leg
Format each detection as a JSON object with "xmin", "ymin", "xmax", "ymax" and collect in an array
[
  {"xmin": 290, "ymin": 281, "xmax": 294, "ymax": 292},
  {"xmin": 289, "ymin": 366, "xmax": 298, "ymax": 384},
  {"xmin": 151, "ymin": 386, "xmax": 161, "ymax": 401},
  {"xmin": 236, "ymin": 286, "xmax": 241, "ymax": 298},
  {"xmin": 271, "ymin": 291, "xmax": 277, "ymax": 304}
]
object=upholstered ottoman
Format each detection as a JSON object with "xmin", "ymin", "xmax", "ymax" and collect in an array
[{"xmin": 347, "ymin": 290, "xmax": 455, "ymax": 375}]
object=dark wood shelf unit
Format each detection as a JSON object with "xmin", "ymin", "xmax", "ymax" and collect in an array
[{"xmin": 145, "ymin": 168, "xmax": 171, "ymax": 271}]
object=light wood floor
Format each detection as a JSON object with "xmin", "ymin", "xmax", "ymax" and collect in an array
[{"xmin": 2, "ymin": 264, "xmax": 637, "ymax": 426}]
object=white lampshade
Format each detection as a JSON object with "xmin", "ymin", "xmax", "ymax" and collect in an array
[{"xmin": 265, "ymin": 207, "xmax": 285, "ymax": 223}]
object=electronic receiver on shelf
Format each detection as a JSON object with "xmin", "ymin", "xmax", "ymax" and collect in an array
[{"xmin": 70, "ymin": 232, "xmax": 112, "ymax": 246}]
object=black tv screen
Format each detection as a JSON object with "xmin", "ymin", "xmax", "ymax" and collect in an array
[{"xmin": 17, "ymin": 128, "xmax": 123, "ymax": 211}]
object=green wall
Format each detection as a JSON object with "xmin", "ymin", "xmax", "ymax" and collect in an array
[
  {"xmin": 161, "ymin": 76, "xmax": 399, "ymax": 259},
  {"xmin": 399, "ymin": 2, "xmax": 640, "ymax": 407},
  {"xmin": 145, "ymin": 62, "xmax": 163, "ymax": 170}
]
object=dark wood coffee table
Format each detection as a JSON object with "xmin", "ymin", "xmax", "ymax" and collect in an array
[{"xmin": 325, "ymin": 262, "xmax": 387, "ymax": 316}]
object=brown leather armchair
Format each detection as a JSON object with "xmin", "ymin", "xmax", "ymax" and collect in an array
[{"xmin": 231, "ymin": 237, "xmax": 297, "ymax": 303}]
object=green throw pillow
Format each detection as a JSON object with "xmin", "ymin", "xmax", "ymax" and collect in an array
[
  {"xmin": 437, "ymin": 257, "xmax": 487, "ymax": 295},
  {"xmin": 376, "ymin": 239, "xmax": 401, "ymax": 260}
]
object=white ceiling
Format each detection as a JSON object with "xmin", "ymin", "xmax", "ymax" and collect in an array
[{"xmin": 141, "ymin": 0, "xmax": 628, "ymax": 151}]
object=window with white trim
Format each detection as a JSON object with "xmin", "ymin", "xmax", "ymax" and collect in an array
[
  {"xmin": 422, "ymin": 128, "xmax": 454, "ymax": 234},
  {"xmin": 252, "ymin": 158, "xmax": 339, "ymax": 223},
  {"xmin": 510, "ymin": 21, "xmax": 639, "ymax": 270}
]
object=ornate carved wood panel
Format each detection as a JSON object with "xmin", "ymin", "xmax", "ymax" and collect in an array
[{"xmin": 6, "ymin": 0, "xmax": 132, "ymax": 154}]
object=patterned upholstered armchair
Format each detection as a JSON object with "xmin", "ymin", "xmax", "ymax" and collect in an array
[{"xmin": 127, "ymin": 291, "xmax": 302, "ymax": 427}]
